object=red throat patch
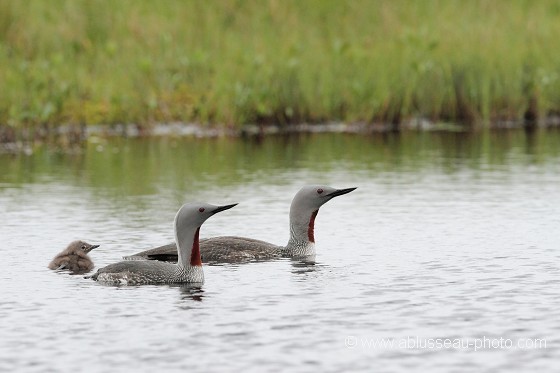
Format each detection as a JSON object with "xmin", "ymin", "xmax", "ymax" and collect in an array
[
  {"xmin": 190, "ymin": 227, "xmax": 202, "ymax": 266},
  {"xmin": 308, "ymin": 210, "xmax": 318, "ymax": 243}
]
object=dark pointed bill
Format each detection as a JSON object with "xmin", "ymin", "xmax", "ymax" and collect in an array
[
  {"xmin": 212, "ymin": 203, "xmax": 238, "ymax": 214},
  {"xmin": 326, "ymin": 187, "xmax": 357, "ymax": 198},
  {"xmin": 86, "ymin": 244, "xmax": 100, "ymax": 253}
]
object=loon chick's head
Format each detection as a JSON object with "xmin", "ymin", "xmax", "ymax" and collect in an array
[
  {"xmin": 74, "ymin": 241, "xmax": 100, "ymax": 254},
  {"xmin": 174, "ymin": 202, "xmax": 238, "ymax": 267},
  {"xmin": 289, "ymin": 185, "xmax": 357, "ymax": 244}
]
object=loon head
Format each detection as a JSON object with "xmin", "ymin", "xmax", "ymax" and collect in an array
[
  {"xmin": 174, "ymin": 202, "xmax": 238, "ymax": 231},
  {"xmin": 289, "ymin": 185, "xmax": 357, "ymax": 243},
  {"xmin": 174, "ymin": 202, "xmax": 238, "ymax": 267},
  {"xmin": 290, "ymin": 185, "xmax": 357, "ymax": 216},
  {"xmin": 67, "ymin": 240, "xmax": 100, "ymax": 254}
]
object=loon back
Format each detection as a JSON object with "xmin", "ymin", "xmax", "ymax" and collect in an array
[
  {"xmin": 124, "ymin": 242, "xmax": 179, "ymax": 262},
  {"xmin": 123, "ymin": 236, "xmax": 284, "ymax": 263},
  {"xmin": 91, "ymin": 260, "xmax": 203, "ymax": 285},
  {"xmin": 49, "ymin": 253, "xmax": 94, "ymax": 274}
]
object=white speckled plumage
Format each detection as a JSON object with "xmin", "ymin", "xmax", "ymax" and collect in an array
[
  {"xmin": 92, "ymin": 260, "xmax": 204, "ymax": 285},
  {"xmin": 124, "ymin": 185, "xmax": 356, "ymax": 263}
]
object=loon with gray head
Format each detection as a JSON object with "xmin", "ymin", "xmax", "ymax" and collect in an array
[
  {"xmin": 48, "ymin": 240, "xmax": 100, "ymax": 274},
  {"xmin": 90, "ymin": 202, "xmax": 237, "ymax": 285},
  {"xmin": 124, "ymin": 185, "xmax": 356, "ymax": 263}
]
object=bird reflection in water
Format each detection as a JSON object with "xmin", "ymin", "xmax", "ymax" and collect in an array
[
  {"xmin": 290, "ymin": 256, "xmax": 318, "ymax": 276},
  {"xmin": 170, "ymin": 284, "xmax": 205, "ymax": 303}
]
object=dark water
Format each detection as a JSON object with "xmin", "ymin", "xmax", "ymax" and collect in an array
[{"xmin": 1, "ymin": 129, "xmax": 559, "ymax": 372}]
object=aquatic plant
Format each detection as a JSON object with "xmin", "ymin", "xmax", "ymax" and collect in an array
[{"xmin": 1, "ymin": 0, "xmax": 560, "ymax": 136}]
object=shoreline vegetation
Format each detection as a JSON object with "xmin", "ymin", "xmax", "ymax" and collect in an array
[{"xmin": 2, "ymin": 0, "xmax": 560, "ymax": 144}]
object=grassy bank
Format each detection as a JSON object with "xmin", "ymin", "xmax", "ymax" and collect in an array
[{"xmin": 1, "ymin": 0, "xmax": 560, "ymax": 136}]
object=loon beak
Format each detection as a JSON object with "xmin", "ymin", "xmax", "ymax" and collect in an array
[
  {"xmin": 326, "ymin": 187, "xmax": 357, "ymax": 198},
  {"xmin": 85, "ymin": 244, "xmax": 100, "ymax": 253},
  {"xmin": 212, "ymin": 203, "xmax": 238, "ymax": 214}
]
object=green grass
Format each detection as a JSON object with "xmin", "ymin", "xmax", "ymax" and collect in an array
[{"xmin": 1, "ymin": 0, "xmax": 560, "ymax": 135}]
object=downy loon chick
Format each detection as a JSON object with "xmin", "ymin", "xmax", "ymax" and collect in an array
[
  {"xmin": 125, "ymin": 185, "xmax": 356, "ymax": 263},
  {"xmin": 48, "ymin": 241, "xmax": 100, "ymax": 274},
  {"xmin": 91, "ymin": 202, "xmax": 237, "ymax": 285}
]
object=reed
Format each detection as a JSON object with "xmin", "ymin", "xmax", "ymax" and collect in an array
[{"xmin": 1, "ymin": 0, "xmax": 560, "ymax": 136}]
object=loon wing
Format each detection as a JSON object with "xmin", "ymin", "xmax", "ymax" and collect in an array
[
  {"xmin": 122, "ymin": 243, "xmax": 177, "ymax": 262},
  {"xmin": 123, "ymin": 236, "xmax": 283, "ymax": 263},
  {"xmin": 200, "ymin": 236, "xmax": 283, "ymax": 262}
]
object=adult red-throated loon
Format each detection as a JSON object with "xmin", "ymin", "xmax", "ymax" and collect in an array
[{"xmin": 91, "ymin": 202, "xmax": 237, "ymax": 285}]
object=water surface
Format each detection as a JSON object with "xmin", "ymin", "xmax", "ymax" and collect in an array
[{"xmin": 1, "ymin": 129, "xmax": 559, "ymax": 372}]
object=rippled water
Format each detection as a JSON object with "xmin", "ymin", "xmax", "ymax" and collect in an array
[{"xmin": 1, "ymin": 130, "xmax": 559, "ymax": 372}]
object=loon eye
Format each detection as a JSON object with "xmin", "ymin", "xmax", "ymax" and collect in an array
[
  {"xmin": 317, "ymin": 188, "xmax": 323, "ymax": 194},
  {"xmin": 81, "ymin": 245, "xmax": 86, "ymax": 249},
  {"xmin": 199, "ymin": 207, "xmax": 205, "ymax": 212}
]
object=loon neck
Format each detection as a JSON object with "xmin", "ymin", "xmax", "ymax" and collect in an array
[
  {"xmin": 307, "ymin": 210, "xmax": 318, "ymax": 243},
  {"xmin": 176, "ymin": 226, "xmax": 202, "ymax": 270},
  {"xmin": 286, "ymin": 209, "xmax": 318, "ymax": 255},
  {"xmin": 190, "ymin": 228, "xmax": 202, "ymax": 266}
]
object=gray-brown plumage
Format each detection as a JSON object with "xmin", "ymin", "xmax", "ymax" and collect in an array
[
  {"xmin": 48, "ymin": 241, "xmax": 99, "ymax": 274},
  {"xmin": 127, "ymin": 237, "xmax": 284, "ymax": 263}
]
